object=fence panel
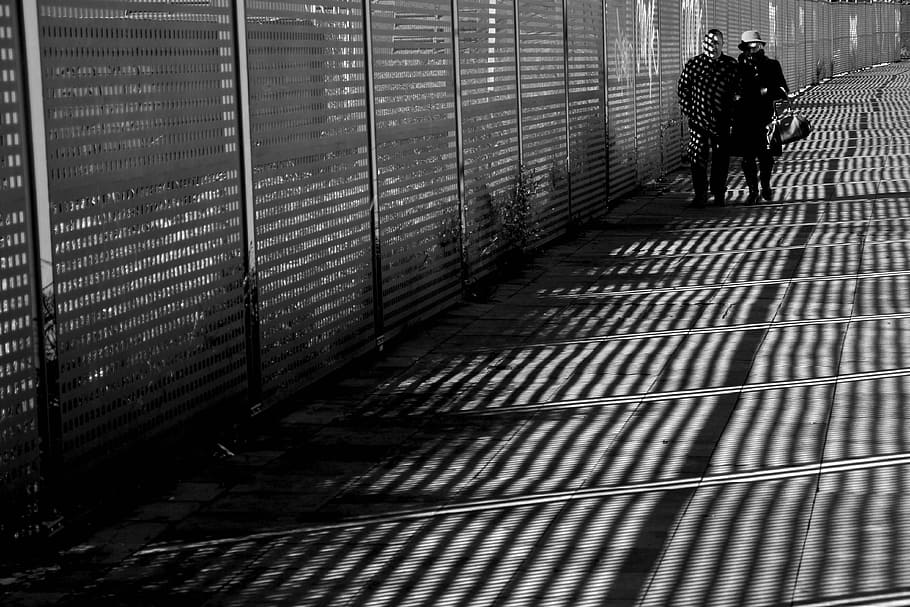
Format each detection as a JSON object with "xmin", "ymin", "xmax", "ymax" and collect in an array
[
  {"xmin": 804, "ymin": 0, "xmax": 816, "ymax": 84},
  {"xmin": 567, "ymin": 0, "xmax": 608, "ymax": 222},
  {"xmin": 606, "ymin": 0, "xmax": 639, "ymax": 200},
  {"xmin": 903, "ymin": 5, "xmax": 910, "ymax": 57},
  {"xmin": 370, "ymin": 0, "xmax": 461, "ymax": 333},
  {"xmin": 882, "ymin": 4, "xmax": 899, "ymax": 65},
  {"xmin": 726, "ymin": 1, "xmax": 749, "ymax": 59},
  {"xmin": 818, "ymin": 2, "xmax": 833, "ymax": 81},
  {"xmin": 458, "ymin": 0, "xmax": 520, "ymax": 278},
  {"xmin": 37, "ymin": 1, "xmax": 248, "ymax": 468},
  {"xmin": 245, "ymin": 1, "xmax": 375, "ymax": 404},
  {"xmin": 891, "ymin": 5, "xmax": 903, "ymax": 62},
  {"xmin": 795, "ymin": 0, "xmax": 808, "ymax": 90},
  {"xmin": 767, "ymin": 0, "xmax": 783, "ymax": 75},
  {"xmin": 518, "ymin": 0, "xmax": 570, "ymax": 237},
  {"xmin": 782, "ymin": 0, "xmax": 799, "ymax": 91},
  {"xmin": 658, "ymin": 0, "xmax": 683, "ymax": 174},
  {"xmin": 634, "ymin": 0, "xmax": 663, "ymax": 184},
  {"xmin": 833, "ymin": 5, "xmax": 858, "ymax": 75},
  {"xmin": 857, "ymin": 6, "xmax": 878, "ymax": 67},
  {"xmin": 0, "ymin": 0, "xmax": 41, "ymax": 538},
  {"xmin": 885, "ymin": 4, "xmax": 897, "ymax": 63}
]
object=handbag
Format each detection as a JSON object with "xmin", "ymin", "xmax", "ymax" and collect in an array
[{"xmin": 766, "ymin": 99, "xmax": 812, "ymax": 151}]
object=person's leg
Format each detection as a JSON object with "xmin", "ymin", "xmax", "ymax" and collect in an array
[
  {"xmin": 688, "ymin": 133, "xmax": 709, "ymax": 206},
  {"xmin": 691, "ymin": 164, "xmax": 708, "ymax": 207},
  {"xmin": 758, "ymin": 148, "xmax": 775, "ymax": 200},
  {"xmin": 710, "ymin": 141, "xmax": 731, "ymax": 206},
  {"xmin": 741, "ymin": 154, "xmax": 760, "ymax": 203}
]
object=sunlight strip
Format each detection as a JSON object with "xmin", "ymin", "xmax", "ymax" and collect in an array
[
  {"xmin": 603, "ymin": 236, "xmax": 910, "ymax": 265},
  {"xmin": 662, "ymin": 213, "xmax": 910, "ymax": 235},
  {"xmin": 471, "ymin": 310, "xmax": 910, "ymax": 353},
  {"xmin": 549, "ymin": 267, "xmax": 910, "ymax": 300},
  {"xmin": 791, "ymin": 589, "xmax": 910, "ymax": 607},
  {"xmin": 457, "ymin": 366, "xmax": 910, "ymax": 416},
  {"xmin": 136, "ymin": 451, "xmax": 910, "ymax": 555}
]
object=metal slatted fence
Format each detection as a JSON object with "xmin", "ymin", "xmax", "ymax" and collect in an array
[
  {"xmin": 634, "ymin": 0, "xmax": 663, "ymax": 185},
  {"xmin": 606, "ymin": 0, "xmax": 639, "ymax": 199},
  {"xmin": 36, "ymin": 1, "xmax": 249, "ymax": 470},
  {"xmin": 0, "ymin": 0, "xmax": 41, "ymax": 539},
  {"xmin": 518, "ymin": 0, "xmax": 570, "ymax": 239},
  {"xmin": 372, "ymin": 0, "xmax": 461, "ymax": 334},
  {"xmin": 567, "ymin": 0, "xmax": 608, "ymax": 223},
  {"xmin": 0, "ymin": 0, "xmax": 904, "ymax": 541},
  {"xmin": 245, "ymin": 1, "xmax": 375, "ymax": 404},
  {"xmin": 903, "ymin": 5, "xmax": 910, "ymax": 58},
  {"xmin": 658, "ymin": 0, "xmax": 682, "ymax": 179},
  {"xmin": 458, "ymin": 0, "xmax": 520, "ymax": 280}
]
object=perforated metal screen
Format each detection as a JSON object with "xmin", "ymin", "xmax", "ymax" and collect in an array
[
  {"xmin": 779, "ymin": 0, "xmax": 798, "ymax": 90},
  {"xmin": 519, "ymin": 0, "xmax": 569, "ymax": 235},
  {"xmin": 245, "ymin": 0, "xmax": 374, "ymax": 403},
  {"xmin": 0, "ymin": 0, "xmax": 40, "ymax": 535},
  {"xmin": 818, "ymin": 2, "xmax": 833, "ymax": 82},
  {"xmin": 606, "ymin": 0, "xmax": 638, "ymax": 199},
  {"xmin": 567, "ymin": 0, "xmax": 608, "ymax": 222},
  {"xmin": 634, "ymin": 2, "xmax": 661, "ymax": 185},
  {"xmin": 37, "ymin": 1, "xmax": 248, "ymax": 465},
  {"xmin": 903, "ymin": 5, "xmax": 910, "ymax": 55},
  {"xmin": 795, "ymin": 1, "xmax": 808, "ymax": 89},
  {"xmin": 458, "ymin": 0, "xmax": 519, "ymax": 277},
  {"xmin": 832, "ymin": 6, "xmax": 857, "ymax": 75},
  {"xmin": 371, "ymin": 0, "xmax": 461, "ymax": 333},
  {"xmin": 658, "ymin": 0, "xmax": 682, "ymax": 175}
]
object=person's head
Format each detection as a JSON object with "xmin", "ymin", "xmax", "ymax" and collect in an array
[
  {"xmin": 738, "ymin": 30, "xmax": 766, "ymax": 54},
  {"xmin": 703, "ymin": 29, "xmax": 724, "ymax": 59}
]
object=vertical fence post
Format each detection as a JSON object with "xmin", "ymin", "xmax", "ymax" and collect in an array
[
  {"xmin": 562, "ymin": 0, "xmax": 573, "ymax": 222},
  {"xmin": 513, "ymin": 0, "xmax": 524, "ymax": 167},
  {"xmin": 231, "ymin": 0, "xmax": 263, "ymax": 415},
  {"xmin": 21, "ymin": 0, "xmax": 62, "ymax": 508},
  {"xmin": 362, "ymin": 0, "xmax": 384, "ymax": 350},
  {"xmin": 450, "ymin": 0, "xmax": 469, "ymax": 290}
]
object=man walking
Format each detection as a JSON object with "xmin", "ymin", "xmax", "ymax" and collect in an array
[{"xmin": 677, "ymin": 29, "xmax": 741, "ymax": 207}]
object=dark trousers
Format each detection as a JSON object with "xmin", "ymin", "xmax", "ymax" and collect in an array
[
  {"xmin": 742, "ymin": 149, "xmax": 774, "ymax": 192},
  {"xmin": 691, "ymin": 140, "xmax": 731, "ymax": 201}
]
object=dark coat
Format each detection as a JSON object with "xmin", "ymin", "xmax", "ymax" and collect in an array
[
  {"xmin": 731, "ymin": 51, "xmax": 789, "ymax": 156},
  {"xmin": 678, "ymin": 52, "xmax": 741, "ymax": 139},
  {"xmin": 677, "ymin": 52, "xmax": 741, "ymax": 165}
]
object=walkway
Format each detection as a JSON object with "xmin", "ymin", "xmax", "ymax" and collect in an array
[{"xmin": 7, "ymin": 62, "xmax": 910, "ymax": 606}]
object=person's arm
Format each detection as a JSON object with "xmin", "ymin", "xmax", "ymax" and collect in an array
[
  {"xmin": 767, "ymin": 59, "xmax": 789, "ymax": 100},
  {"xmin": 677, "ymin": 61, "xmax": 692, "ymax": 114},
  {"xmin": 733, "ymin": 59, "xmax": 745, "ymax": 101}
]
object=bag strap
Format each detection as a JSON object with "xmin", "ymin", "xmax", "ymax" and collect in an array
[{"xmin": 773, "ymin": 98, "xmax": 793, "ymax": 116}]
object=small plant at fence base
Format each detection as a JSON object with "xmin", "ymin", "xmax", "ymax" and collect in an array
[{"xmin": 484, "ymin": 164, "xmax": 541, "ymax": 261}]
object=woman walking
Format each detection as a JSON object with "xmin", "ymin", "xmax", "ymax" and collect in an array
[{"xmin": 733, "ymin": 30, "xmax": 789, "ymax": 203}]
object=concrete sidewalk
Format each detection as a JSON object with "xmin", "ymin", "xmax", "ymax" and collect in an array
[{"xmin": 6, "ymin": 62, "xmax": 910, "ymax": 606}]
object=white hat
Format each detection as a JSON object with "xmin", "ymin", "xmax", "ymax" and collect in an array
[{"xmin": 740, "ymin": 30, "xmax": 765, "ymax": 45}]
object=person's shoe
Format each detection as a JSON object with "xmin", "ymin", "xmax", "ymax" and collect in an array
[
  {"xmin": 761, "ymin": 188, "xmax": 774, "ymax": 201},
  {"xmin": 690, "ymin": 194, "xmax": 707, "ymax": 208},
  {"xmin": 710, "ymin": 192, "xmax": 726, "ymax": 207},
  {"xmin": 745, "ymin": 189, "xmax": 760, "ymax": 204}
]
